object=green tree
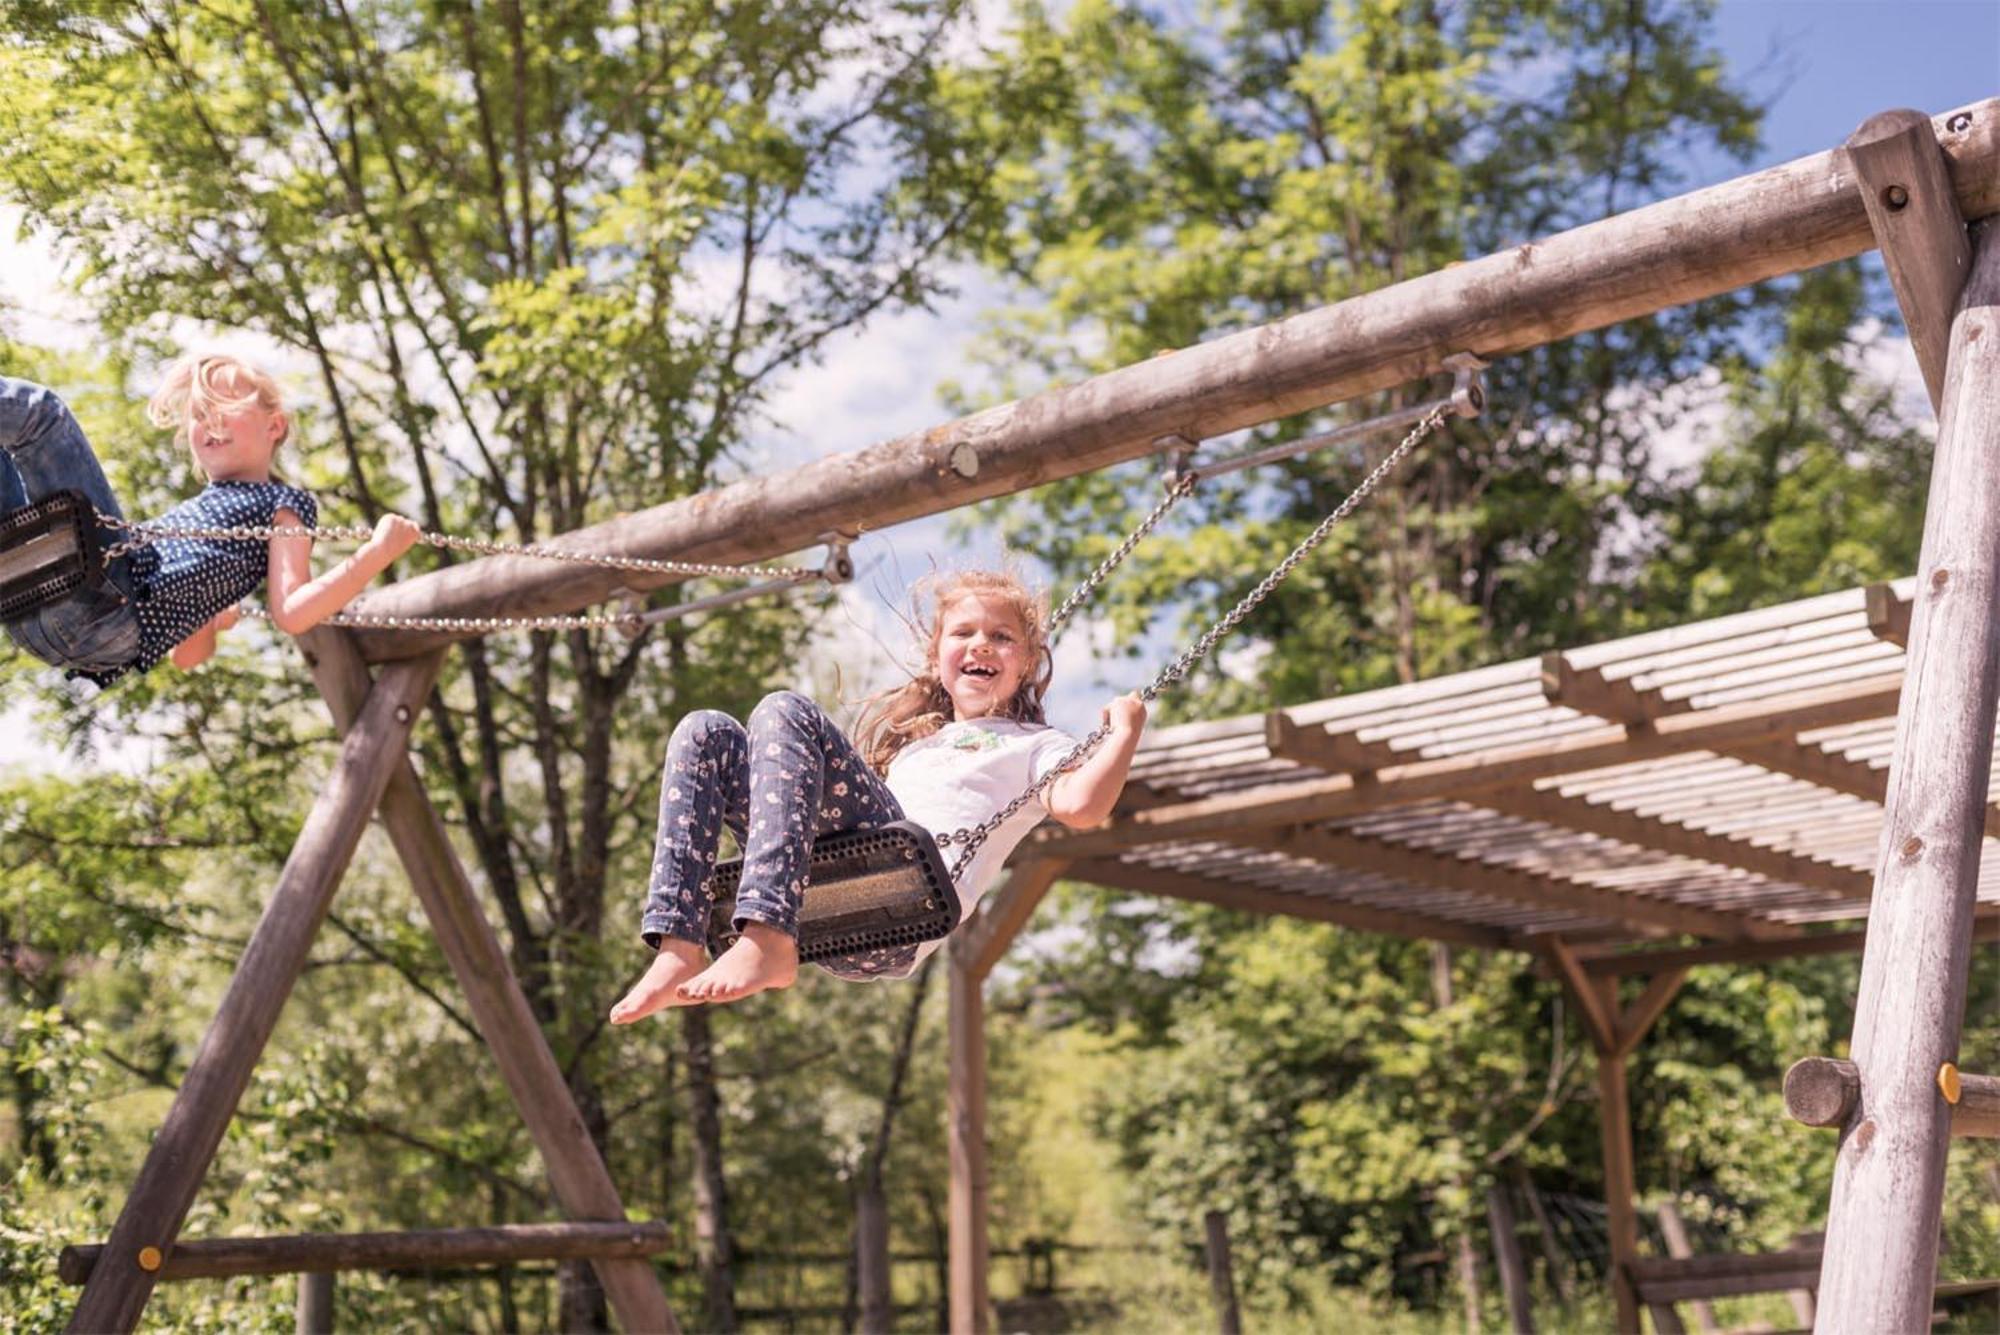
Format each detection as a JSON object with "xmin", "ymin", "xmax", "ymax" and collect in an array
[{"xmin": 1, "ymin": 3, "xmax": 1007, "ymax": 1327}]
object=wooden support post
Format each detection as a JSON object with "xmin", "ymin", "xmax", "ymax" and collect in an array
[
  {"xmin": 1203, "ymin": 1211, "xmax": 1242, "ymax": 1335},
  {"xmin": 300, "ymin": 628, "xmax": 677, "ymax": 1335},
  {"xmin": 65, "ymin": 655, "xmax": 442, "ymax": 1335},
  {"xmin": 1655, "ymin": 1202, "xmax": 1718, "ymax": 1335},
  {"xmin": 1486, "ymin": 1185, "xmax": 1535, "ymax": 1335},
  {"xmin": 856, "ymin": 1187, "xmax": 891, "ymax": 1335},
  {"xmin": 1547, "ymin": 942, "xmax": 1689, "ymax": 1335},
  {"xmin": 1597, "ymin": 1044, "xmax": 1641, "ymax": 1335},
  {"xmin": 946, "ymin": 944, "xmax": 989, "ymax": 1335},
  {"xmin": 1842, "ymin": 110, "xmax": 1974, "ymax": 414},
  {"xmin": 296, "ymin": 1271, "xmax": 333, "ymax": 1335},
  {"xmin": 1814, "ymin": 219, "xmax": 2000, "ymax": 1333}
]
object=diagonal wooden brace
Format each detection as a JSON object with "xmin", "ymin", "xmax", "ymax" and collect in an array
[
  {"xmin": 300, "ymin": 626, "xmax": 678, "ymax": 1335},
  {"xmin": 66, "ymin": 652, "xmax": 445, "ymax": 1335}
]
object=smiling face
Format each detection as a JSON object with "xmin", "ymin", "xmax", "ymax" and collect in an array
[
  {"xmin": 185, "ymin": 400, "xmax": 286, "ymax": 484},
  {"xmin": 936, "ymin": 592, "xmax": 1033, "ymax": 722}
]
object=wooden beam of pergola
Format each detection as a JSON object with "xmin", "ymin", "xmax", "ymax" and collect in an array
[
  {"xmin": 1572, "ymin": 910, "xmax": 2000, "ymax": 977},
  {"xmin": 343, "ymin": 101, "xmax": 2000, "ymax": 662},
  {"xmin": 1065, "ymin": 857, "xmax": 1517, "ymax": 951},
  {"xmin": 1546, "ymin": 628, "xmax": 2000, "ymax": 841},
  {"xmin": 1238, "ymin": 826, "xmax": 1783, "ymax": 941},
  {"xmin": 1034, "ymin": 678, "xmax": 1901, "ymax": 858},
  {"xmin": 1268, "ymin": 710, "xmax": 1873, "ymax": 906}
]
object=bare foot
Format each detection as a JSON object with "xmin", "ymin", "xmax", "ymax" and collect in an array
[
  {"xmin": 676, "ymin": 923, "xmax": 798, "ymax": 1005},
  {"xmin": 609, "ymin": 939, "xmax": 709, "ymax": 1024}
]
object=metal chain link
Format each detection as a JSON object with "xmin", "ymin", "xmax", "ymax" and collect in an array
[
  {"xmin": 937, "ymin": 404, "xmax": 1451, "ymax": 880},
  {"xmin": 98, "ymin": 515, "xmax": 825, "ymax": 633},
  {"xmin": 1045, "ymin": 471, "xmax": 1199, "ymax": 641},
  {"xmin": 98, "ymin": 516, "xmax": 821, "ymax": 582},
  {"xmin": 232, "ymin": 601, "xmax": 649, "ymax": 635}
]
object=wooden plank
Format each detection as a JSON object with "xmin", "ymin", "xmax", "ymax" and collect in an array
[
  {"xmin": 1267, "ymin": 711, "xmax": 1870, "ymax": 904},
  {"xmin": 1579, "ymin": 916, "xmax": 2000, "ymax": 975},
  {"xmin": 60, "ymin": 1222, "xmax": 673, "ymax": 1283},
  {"xmin": 1815, "ymin": 217, "xmax": 2000, "ymax": 1332},
  {"xmin": 946, "ymin": 947, "xmax": 989, "ymax": 1335},
  {"xmin": 959, "ymin": 859, "xmax": 1070, "ymax": 980},
  {"xmin": 1249, "ymin": 826, "xmax": 1780, "ymax": 941},
  {"xmin": 1784, "ymin": 1056, "xmax": 2000, "ymax": 1138},
  {"xmin": 64, "ymin": 655, "xmax": 443, "ymax": 1335},
  {"xmin": 1628, "ymin": 1251, "xmax": 1825, "ymax": 1303},
  {"xmin": 1866, "ymin": 582, "xmax": 1914, "ymax": 648},
  {"xmin": 1066, "ymin": 857, "xmax": 1518, "ymax": 950},
  {"xmin": 1033, "ymin": 679, "xmax": 1903, "ymax": 858},
  {"xmin": 1655, "ymin": 1202, "xmax": 1719, "ymax": 1334},
  {"xmin": 347, "ymin": 102, "xmax": 2000, "ymax": 661},
  {"xmin": 1842, "ymin": 110, "xmax": 1975, "ymax": 413},
  {"xmin": 299, "ymin": 628, "xmax": 679, "ymax": 1335}
]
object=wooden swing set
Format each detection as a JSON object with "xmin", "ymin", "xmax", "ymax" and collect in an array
[{"xmin": 56, "ymin": 99, "xmax": 2000, "ymax": 1334}]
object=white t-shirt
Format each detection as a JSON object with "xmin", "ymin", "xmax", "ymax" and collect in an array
[{"xmin": 884, "ymin": 717, "xmax": 1081, "ymax": 949}]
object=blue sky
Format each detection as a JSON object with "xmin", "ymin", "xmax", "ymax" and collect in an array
[{"xmin": 1707, "ymin": 1, "xmax": 1996, "ymax": 172}]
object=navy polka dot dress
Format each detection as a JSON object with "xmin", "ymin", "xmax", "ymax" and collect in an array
[{"xmin": 73, "ymin": 480, "xmax": 317, "ymax": 688}]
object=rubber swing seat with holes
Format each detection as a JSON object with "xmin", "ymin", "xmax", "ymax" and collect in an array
[
  {"xmin": 0, "ymin": 491, "xmax": 107, "ymax": 622},
  {"xmin": 702, "ymin": 821, "xmax": 961, "ymax": 963}
]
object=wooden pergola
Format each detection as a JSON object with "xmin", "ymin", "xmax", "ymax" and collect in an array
[
  {"xmin": 60, "ymin": 101, "xmax": 2000, "ymax": 1335},
  {"xmin": 950, "ymin": 576, "xmax": 2000, "ymax": 1331}
]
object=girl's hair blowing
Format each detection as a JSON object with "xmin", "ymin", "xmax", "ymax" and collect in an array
[
  {"xmin": 148, "ymin": 355, "xmax": 290, "ymax": 446},
  {"xmin": 853, "ymin": 568, "xmax": 1054, "ymax": 774}
]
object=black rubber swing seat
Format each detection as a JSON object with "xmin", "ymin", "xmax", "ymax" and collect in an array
[
  {"xmin": 0, "ymin": 491, "xmax": 107, "ymax": 622},
  {"xmin": 705, "ymin": 820, "xmax": 962, "ymax": 963}
]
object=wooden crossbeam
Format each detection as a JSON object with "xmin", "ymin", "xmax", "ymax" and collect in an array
[
  {"xmin": 347, "ymin": 102, "xmax": 2000, "ymax": 661},
  {"xmin": 1547, "ymin": 939, "xmax": 1690, "ymax": 1061},
  {"xmin": 59, "ymin": 1222, "xmax": 672, "ymax": 1284},
  {"xmin": 1038, "ymin": 680, "xmax": 1902, "ymax": 858},
  {"xmin": 1545, "ymin": 636, "xmax": 2000, "ymax": 842},
  {"xmin": 1266, "ymin": 709, "xmax": 1870, "ymax": 907},
  {"xmin": 1575, "ymin": 911, "xmax": 2000, "ymax": 976},
  {"xmin": 1065, "ymin": 856, "xmax": 1516, "ymax": 951},
  {"xmin": 956, "ymin": 859, "xmax": 1070, "ymax": 980},
  {"xmin": 1243, "ymin": 826, "xmax": 1780, "ymax": 941}
]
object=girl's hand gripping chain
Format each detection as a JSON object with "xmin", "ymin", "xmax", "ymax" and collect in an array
[{"xmin": 1044, "ymin": 691, "xmax": 1147, "ymax": 830}]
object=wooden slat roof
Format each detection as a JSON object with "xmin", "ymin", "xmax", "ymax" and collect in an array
[{"xmin": 1030, "ymin": 578, "xmax": 2000, "ymax": 953}]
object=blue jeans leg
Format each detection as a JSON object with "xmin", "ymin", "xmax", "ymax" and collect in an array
[
  {"xmin": 641, "ymin": 710, "xmax": 753, "ymax": 949},
  {"xmin": 0, "ymin": 377, "xmax": 141, "ymax": 672}
]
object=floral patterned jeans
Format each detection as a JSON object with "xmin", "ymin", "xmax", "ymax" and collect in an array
[{"xmin": 640, "ymin": 690, "xmax": 924, "ymax": 980}]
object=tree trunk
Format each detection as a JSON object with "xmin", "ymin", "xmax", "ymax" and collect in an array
[{"xmin": 683, "ymin": 1005, "xmax": 739, "ymax": 1333}]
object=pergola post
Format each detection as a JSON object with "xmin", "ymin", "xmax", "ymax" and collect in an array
[
  {"xmin": 65, "ymin": 654, "xmax": 444, "ymax": 1334},
  {"xmin": 946, "ymin": 944, "xmax": 989, "ymax": 1335},
  {"xmin": 1813, "ymin": 131, "xmax": 2000, "ymax": 1330},
  {"xmin": 944, "ymin": 861, "xmax": 1069, "ymax": 1335},
  {"xmin": 1550, "ymin": 941, "xmax": 1689, "ymax": 1335}
]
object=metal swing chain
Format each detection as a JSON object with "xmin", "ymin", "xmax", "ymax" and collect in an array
[
  {"xmin": 99, "ymin": 516, "xmax": 822, "ymax": 581},
  {"xmin": 936, "ymin": 402, "xmax": 1453, "ymax": 881},
  {"xmin": 97, "ymin": 516, "xmax": 832, "ymax": 634}
]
